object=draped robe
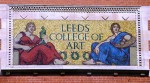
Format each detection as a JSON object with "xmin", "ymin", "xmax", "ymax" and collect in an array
[{"xmin": 90, "ymin": 32, "xmax": 130, "ymax": 65}]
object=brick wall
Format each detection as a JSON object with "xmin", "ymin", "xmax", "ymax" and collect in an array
[
  {"xmin": 0, "ymin": 0, "xmax": 150, "ymax": 83},
  {"xmin": 0, "ymin": 0, "xmax": 150, "ymax": 5},
  {"xmin": 0, "ymin": 19, "xmax": 2, "ymax": 50},
  {"xmin": 148, "ymin": 20, "xmax": 150, "ymax": 31},
  {"xmin": 149, "ymin": 41, "xmax": 150, "ymax": 51},
  {"xmin": 0, "ymin": 76, "xmax": 150, "ymax": 83}
]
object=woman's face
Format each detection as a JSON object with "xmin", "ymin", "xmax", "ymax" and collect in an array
[
  {"xmin": 112, "ymin": 24, "xmax": 119, "ymax": 33},
  {"xmin": 27, "ymin": 24, "xmax": 35, "ymax": 33}
]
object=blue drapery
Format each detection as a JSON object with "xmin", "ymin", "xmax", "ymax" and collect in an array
[{"xmin": 90, "ymin": 32, "xmax": 130, "ymax": 65}]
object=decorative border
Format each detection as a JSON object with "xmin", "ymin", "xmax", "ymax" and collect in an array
[
  {"xmin": 8, "ymin": 7, "xmax": 13, "ymax": 66},
  {"xmin": 10, "ymin": 6, "xmax": 139, "ymax": 13},
  {"xmin": 8, "ymin": 5, "xmax": 142, "ymax": 69},
  {"xmin": 137, "ymin": 9, "xmax": 142, "ymax": 66}
]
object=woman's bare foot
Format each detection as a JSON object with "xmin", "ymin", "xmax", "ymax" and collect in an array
[
  {"xmin": 96, "ymin": 61, "xmax": 105, "ymax": 65},
  {"xmin": 54, "ymin": 59, "xmax": 69, "ymax": 65},
  {"xmin": 82, "ymin": 59, "xmax": 96, "ymax": 65}
]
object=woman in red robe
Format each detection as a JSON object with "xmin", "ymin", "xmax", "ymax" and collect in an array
[{"xmin": 14, "ymin": 22, "xmax": 68, "ymax": 65}]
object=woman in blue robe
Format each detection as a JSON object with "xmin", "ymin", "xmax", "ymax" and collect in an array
[{"xmin": 83, "ymin": 23, "xmax": 136, "ymax": 65}]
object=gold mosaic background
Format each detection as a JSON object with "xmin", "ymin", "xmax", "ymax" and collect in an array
[{"xmin": 13, "ymin": 20, "xmax": 136, "ymax": 65}]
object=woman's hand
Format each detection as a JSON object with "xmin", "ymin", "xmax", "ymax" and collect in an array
[
  {"xmin": 23, "ymin": 46, "xmax": 31, "ymax": 51},
  {"xmin": 43, "ymin": 35, "xmax": 48, "ymax": 43},
  {"xmin": 115, "ymin": 35, "xmax": 136, "ymax": 48},
  {"xmin": 94, "ymin": 46, "xmax": 99, "ymax": 55}
]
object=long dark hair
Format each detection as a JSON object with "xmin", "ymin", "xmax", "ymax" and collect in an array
[
  {"xmin": 25, "ymin": 22, "xmax": 36, "ymax": 31},
  {"xmin": 110, "ymin": 23, "xmax": 120, "ymax": 34}
]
